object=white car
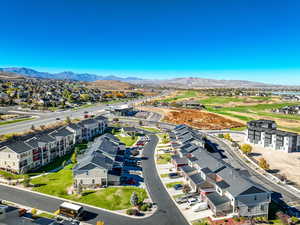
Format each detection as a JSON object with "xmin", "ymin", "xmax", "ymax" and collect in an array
[{"xmin": 192, "ymin": 202, "xmax": 208, "ymax": 212}]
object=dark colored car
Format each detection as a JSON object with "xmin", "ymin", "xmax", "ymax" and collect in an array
[
  {"xmin": 168, "ymin": 172, "xmax": 180, "ymax": 179},
  {"xmin": 173, "ymin": 184, "xmax": 183, "ymax": 190}
]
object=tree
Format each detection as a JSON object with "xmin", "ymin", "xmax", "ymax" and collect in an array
[
  {"xmin": 259, "ymin": 157, "xmax": 270, "ymax": 170},
  {"xmin": 31, "ymin": 125, "xmax": 35, "ymax": 131},
  {"xmin": 182, "ymin": 184, "xmax": 191, "ymax": 195},
  {"xmin": 23, "ymin": 176, "xmax": 31, "ymax": 187},
  {"xmin": 130, "ymin": 192, "xmax": 139, "ymax": 207},
  {"xmin": 71, "ymin": 152, "xmax": 77, "ymax": 164},
  {"xmin": 139, "ymin": 120, "xmax": 143, "ymax": 126},
  {"xmin": 31, "ymin": 208, "xmax": 37, "ymax": 216},
  {"xmin": 77, "ymin": 183, "xmax": 83, "ymax": 194},
  {"xmin": 241, "ymin": 144, "xmax": 252, "ymax": 155},
  {"xmin": 65, "ymin": 116, "xmax": 71, "ymax": 124},
  {"xmin": 96, "ymin": 221, "xmax": 105, "ymax": 225},
  {"xmin": 224, "ymin": 133, "xmax": 232, "ymax": 141},
  {"xmin": 218, "ymin": 133, "xmax": 224, "ymax": 138},
  {"xmin": 80, "ymin": 94, "xmax": 90, "ymax": 102}
]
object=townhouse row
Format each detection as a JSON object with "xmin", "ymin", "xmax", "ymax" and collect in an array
[
  {"xmin": 170, "ymin": 124, "xmax": 271, "ymax": 218},
  {"xmin": 246, "ymin": 120, "xmax": 300, "ymax": 153},
  {"xmin": 0, "ymin": 116, "xmax": 108, "ymax": 174}
]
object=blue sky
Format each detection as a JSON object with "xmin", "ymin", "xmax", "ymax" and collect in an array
[{"xmin": 0, "ymin": 0, "xmax": 299, "ymax": 84}]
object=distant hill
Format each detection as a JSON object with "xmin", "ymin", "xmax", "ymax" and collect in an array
[
  {"xmin": 1, "ymin": 67, "xmax": 294, "ymax": 88},
  {"xmin": 0, "ymin": 67, "xmax": 143, "ymax": 82},
  {"xmin": 132, "ymin": 77, "xmax": 273, "ymax": 88},
  {"xmin": 88, "ymin": 80, "xmax": 135, "ymax": 90},
  {"xmin": 0, "ymin": 71, "xmax": 25, "ymax": 80}
]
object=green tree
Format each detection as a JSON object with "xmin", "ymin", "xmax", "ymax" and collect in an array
[
  {"xmin": 80, "ymin": 94, "xmax": 90, "ymax": 102},
  {"xmin": 23, "ymin": 176, "xmax": 31, "ymax": 187},
  {"xmin": 71, "ymin": 152, "xmax": 77, "ymax": 164}
]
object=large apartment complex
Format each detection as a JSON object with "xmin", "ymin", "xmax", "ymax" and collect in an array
[
  {"xmin": 170, "ymin": 125, "xmax": 271, "ymax": 218},
  {"xmin": 246, "ymin": 120, "xmax": 300, "ymax": 153},
  {"xmin": 0, "ymin": 116, "xmax": 108, "ymax": 174}
]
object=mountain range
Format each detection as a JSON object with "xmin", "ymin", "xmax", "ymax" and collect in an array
[
  {"xmin": 0, "ymin": 67, "xmax": 288, "ymax": 88},
  {"xmin": 0, "ymin": 67, "xmax": 142, "ymax": 82}
]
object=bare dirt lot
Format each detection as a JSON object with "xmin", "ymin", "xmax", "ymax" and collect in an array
[
  {"xmin": 231, "ymin": 133, "xmax": 300, "ymax": 187},
  {"xmin": 164, "ymin": 108, "xmax": 244, "ymax": 130}
]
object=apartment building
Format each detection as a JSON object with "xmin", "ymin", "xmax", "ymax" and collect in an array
[
  {"xmin": 246, "ymin": 120, "xmax": 300, "ymax": 153},
  {"xmin": 0, "ymin": 116, "xmax": 108, "ymax": 174}
]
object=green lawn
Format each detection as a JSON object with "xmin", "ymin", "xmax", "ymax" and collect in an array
[
  {"xmin": 200, "ymin": 96, "xmax": 244, "ymax": 105},
  {"xmin": 158, "ymin": 133, "xmax": 170, "ymax": 144},
  {"xmin": 192, "ymin": 218, "xmax": 209, "ymax": 225},
  {"xmin": 166, "ymin": 181, "xmax": 183, "ymax": 188},
  {"xmin": 160, "ymin": 173, "xmax": 169, "ymax": 178},
  {"xmin": 38, "ymin": 212, "xmax": 56, "ymax": 219},
  {"xmin": 31, "ymin": 165, "xmax": 147, "ymax": 210},
  {"xmin": 157, "ymin": 153, "xmax": 172, "ymax": 164},
  {"xmin": 0, "ymin": 117, "xmax": 34, "ymax": 126},
  {"xmin": 29, "ymin": 151, "xmax": 73, "ymax": 176},
  {"xmin": 160, "ymin": 90, "xmax": 199, "ymax": 103},
  {"xmin": 116, "ymin": 135, "xmax": 138, "ymax": 146},
  {"xmin": 139, "ymin": 126, "xmax": 160, "ymax": 133},
  {"xmin": 230, "ymin": 126, "xmax": 247, "ymax": 131},
  {"xmin": 0, "ymin": 170, "xmax": 26, "ymax": 180}
]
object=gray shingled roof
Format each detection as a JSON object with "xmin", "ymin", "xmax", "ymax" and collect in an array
[{"xmin": 0, "ymin": 141, "xmax": 33, "ymax": 154}]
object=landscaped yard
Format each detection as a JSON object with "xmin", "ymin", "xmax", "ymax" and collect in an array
[
  {"xmin": 117, "ymin": 135, "xmax": 138, "ymax": 146},
  {"xmin": 165, "ymin": 181, "xmax": 183, "ymax": 188},
  {"xmin": 156, "ymin": 153, "xmax": 172, "ymax": 164},
  {"xmin": 0, "ymin": 170, "xmax": 26, "ymax": 180},
  {"xmin": 31, "ymin": 164, "xmax": 147, "ymax": 210}
]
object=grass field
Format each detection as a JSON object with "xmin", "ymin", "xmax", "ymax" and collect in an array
[
  {"xmin": 116, "ymin": 135, "xmax": 138, "ymax": 146},
  {"xmin": 204, "ymin": 99, "xmax": 300, "ymax": 133},
  {"xmin": 159, "ymin": 90, "xmax": 199, "ymax": 103},
  {"xmin": 31, "ymin": 164, "xmax": 147, "ymax": 210},
  {"xmin": 200, "ymin": 96, "xmax": 244, "ymax": 105},
  {"xmin": 0, "ymin": 117, "xmax": 34, "ymax": 126},
  {"xmin": 0, "ymin": 170, "xmax": 26, "ymax": 180},
  {"xmin": 139, "ymin": 126, "xmax": 160, "ymax": 133}
]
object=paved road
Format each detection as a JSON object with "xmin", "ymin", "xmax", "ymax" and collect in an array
[
  {"xmin": 0, "ymin": 134, "xmax": 189, "ymax": 225},
  {"xmin": 206, "ymin": 135, "xmax": 300, "ymax": 207},
  {"xmin": 0, "ymin": 93, "xmax": 170, "ymax": 135}
]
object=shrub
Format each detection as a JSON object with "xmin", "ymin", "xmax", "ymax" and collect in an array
[
  {"xmin": 241, "ymin": 144, "xmax": 252, "ymax": 155},
  {"xmin": 140, "ymin": 204, "xmax": 148, "ymax": 211},
  {"xmin": 218, "ymin": 134, "xmax": 224, "ymax": 138},
  {"xmin": 126, "ymin": 208, "xmax": 139, "ymax": 216}
]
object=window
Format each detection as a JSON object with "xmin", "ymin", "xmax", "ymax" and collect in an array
[
  {"xmin": 92, "ymin": 179, "xmax": 95, "ymax": 184},
  {"xmin": 254, "ymin": 195, "xmax": 257, "ymax": 201},
  {"xmin": 8, "ymin": 154, "xmax": 10, "ymax": 158}
]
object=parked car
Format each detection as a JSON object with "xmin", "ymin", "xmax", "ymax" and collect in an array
[
  {"xmin": 175, "ymin": 197, "xmax": 188, "ymax": 204},
  {"xmin": 192, "ymin": 202, "xmax": 208, "ymax": 212},
  {"xmin": 173, "ymin": 184, "xmax": 183, "ymax": 190},
  {"xmin": 168, "ymin": 172, "xmax": 180, "ymax": 179}
]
